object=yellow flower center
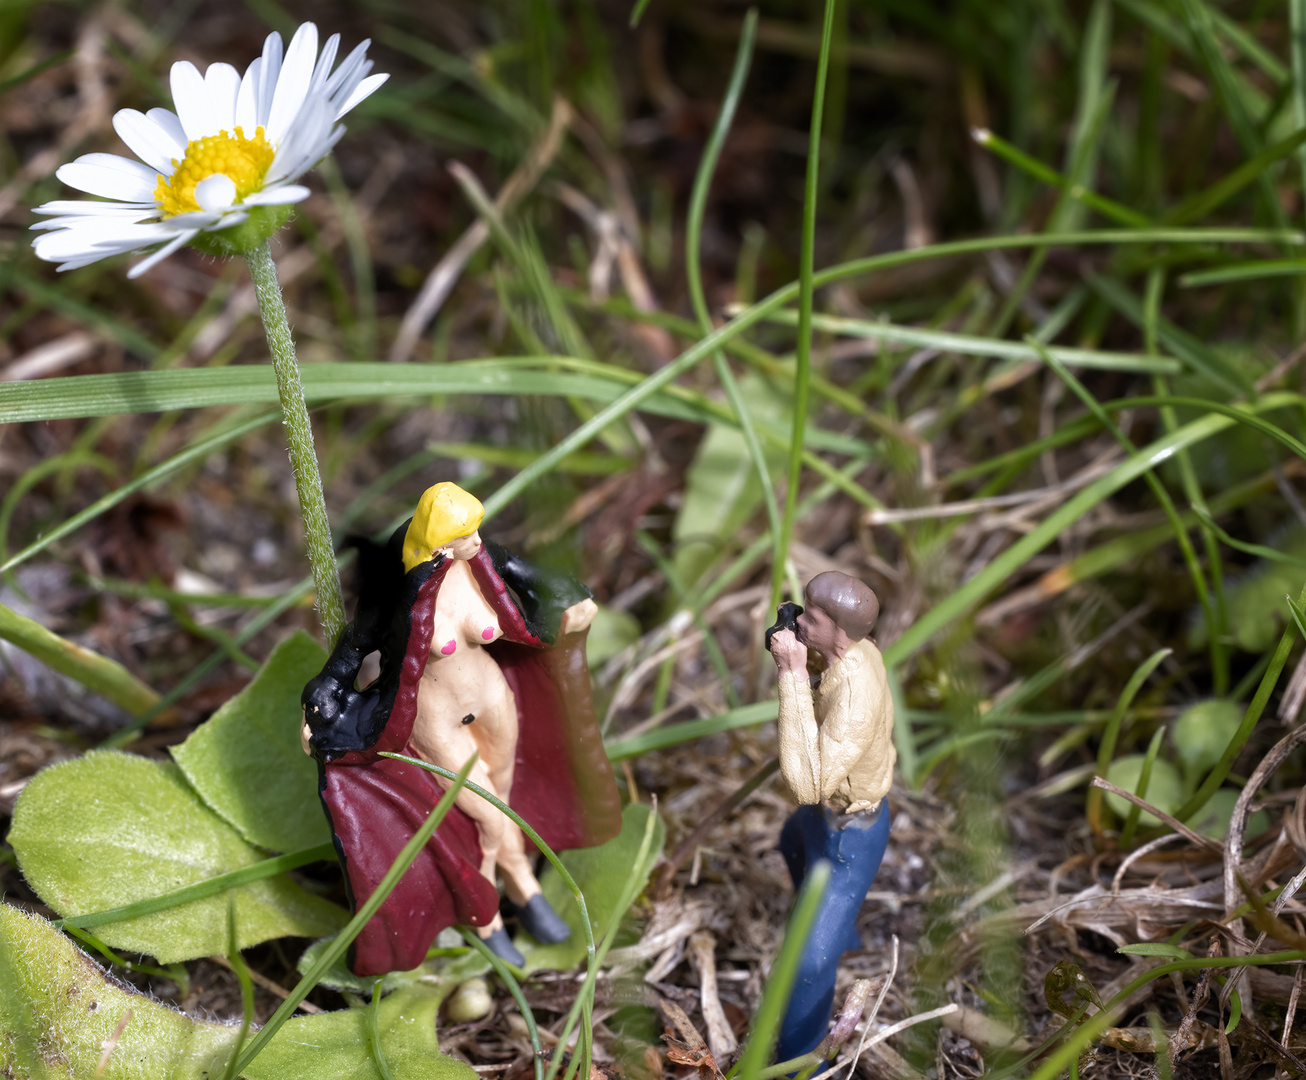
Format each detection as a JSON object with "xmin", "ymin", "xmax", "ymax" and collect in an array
[{"xmin": 153, "ymin": 126, "xmax": 275, "ymax": 217}]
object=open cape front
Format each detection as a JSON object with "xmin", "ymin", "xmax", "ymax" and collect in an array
[{"xmin": 302, "ymin": 526, "xmax": 621, "ymax": 975}]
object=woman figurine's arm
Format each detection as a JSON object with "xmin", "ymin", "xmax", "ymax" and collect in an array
[{"xmin": 559, "ymin": 598, "xmax": 597, "ymax": 635}]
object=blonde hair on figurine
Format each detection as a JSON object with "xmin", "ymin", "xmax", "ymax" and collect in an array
[{"xmin": 402, "ymin": 483, "xmax": 485, "ymax": 571}]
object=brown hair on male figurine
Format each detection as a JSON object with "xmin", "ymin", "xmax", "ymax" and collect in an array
[{"xmin": 804, "ymin": 572, "xmax": 879, "ymax": 640}]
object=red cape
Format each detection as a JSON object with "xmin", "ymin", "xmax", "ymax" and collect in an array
[{"xmin": 318, "ymin": 546, "xmax": 620, "ymax": 975}]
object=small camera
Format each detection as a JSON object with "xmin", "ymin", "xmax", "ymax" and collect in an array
[{"xmin": 765, "ymin": 601, "xmax": 804, "ymax": 652}]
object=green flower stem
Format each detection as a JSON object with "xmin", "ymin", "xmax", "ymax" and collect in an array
[{"xmin": 244, "ymin": 240, "xmax": 345, "ymax": 644}]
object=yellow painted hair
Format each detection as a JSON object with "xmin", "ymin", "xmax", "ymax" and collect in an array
[{"xmin": 402, "ymin": 482, "xmax": 485, "ymax": 571}]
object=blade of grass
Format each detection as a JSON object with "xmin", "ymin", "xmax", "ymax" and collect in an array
[
  {"xmin": 882, "ymin": 392, "xmax": 1304, "ymax": 666},
  {"xmin": 1175, "ymin": 0, "xmax": 1286, "ymax": 231},
  {"xmin": 230, "ymin": 754, "xmax": 476, "ymax": 1075},
  {"xmin": 988, "ymin": 0, "xmax": 1113, "ymax": 338},
  {"xmin": 686, "ymin": 9, "xmax": 781, "ymax": 595},
  {"xmin": 60, "ymin": 922, "xmax": 180, "ymax": 982},
  {"xmin": 99, "ymin": 564, "xmax": 322, "ymax": 748},
  {"xmin": 0, "ymin": 410, "xmax": 277, "ymax": 573},
  {"xmin": 0, "ymin": 601, "xmax": 165, "ymax": 719},
  {"xmin": 1025, "ymin": 952, "xmax": 1304, "ymax": 1080},
  {"xmin": 1146, "ymin": 267, "xmax": 1229, "ymax": 695},
  {"xmin": 755, "ymin": 308, "xmax": 1181, "ymax": 373},
  {"xmin": 366, "ymin": 978, "xmax": 399, "ymax": 1080},
  {"xmin": 1087, "ymin": 649, "xmax": 1171, "ymax": 834},
  {"xmin": 771, "ymin": 0, "xmax": 838, "ymax": 611},
  {"xmin": 547, "ymin": 798, "xmax": 661, "ymax": 1080},
  {"xmin": 1166, "ymin": 130, "xmax": 1306, "ymax": 226},
  {"xmin": 377, "ymin": 752, "xmax": 600, "ymax": 1080},
  {"xmin": 1180, "ymin": 260, "xmax": 1306, "ymax": 286},
  {"xmin": 1120, "ymin": 727, "xmax": 1166, "ymax": 848},
  {"xmin": 1087, "ymin": 273, "xmax": 1253, "ymax": 395},
  {"xmin": 605, "ymin": 702, "xmax": 778, "ymax": 760},
  {"xmin": 1293, "ymin": 0, "xmax": 1306, "ymax": 216},
  {"xmin": 1033, "ymin": 342, "xmax": 1222, "ymax": 682},
  {"xmin": 220, "ymin": 898, "xmax": 255, "ymax": 1080},
  {"xmin": 971, "ymin": 126, "xmax": 1150, "ymax": 228},
  {"xmin": 734, "ymin": 861, "xmax": 831, "ymax": 1079},
  {"xmin": 56, "ymin": 843, "xmax": 337, "ymax": 930},
  {"xmin": 460, "ymin": 928, "xmax": 544, "ymax": 1080},
  {"xmin": 0, "ymin": 50, "xmax": 74, "ymax": 96}
]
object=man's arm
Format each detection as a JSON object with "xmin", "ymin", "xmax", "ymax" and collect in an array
[{"xmin": 772, "ymin": 629, "xmax": 821, "ymax": 805}]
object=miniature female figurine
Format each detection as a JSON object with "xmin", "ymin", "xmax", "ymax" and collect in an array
[
  {"xmin": 765, "ymin": 572, "xmax": 895, "ymax": 1062},
  {"xmin": 302, "ymin": 482, "xmax": 622, "ymax": 975}
]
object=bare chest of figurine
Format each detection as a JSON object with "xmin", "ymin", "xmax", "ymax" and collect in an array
[{"xmin": 409, "ymin": 561, "xmax": 517, "ymax": 768}]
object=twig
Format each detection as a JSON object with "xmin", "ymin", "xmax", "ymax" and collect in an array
[
  {"xmin": 1222, "ymin": 725, "xmax": 1306, "ymax": 1015},
  {"xmin": 843, "ymin": 937, "xmax": 899, "ymax": 1080},
  {"xmin": 389, "ymin": 97, "xmax": 572, "ymax": 362},
  {"xmin": 1087, "ymin": 778, "xmax": 1224, "ymax": 854},
  {"xmin": 688, "ymin": 931, "xmax": 737, "ymax": 1057}
]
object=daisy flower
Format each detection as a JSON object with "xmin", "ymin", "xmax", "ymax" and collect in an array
[{"xmin": 31, "ymin": 22, "xmax": 387, "ymax": 277}]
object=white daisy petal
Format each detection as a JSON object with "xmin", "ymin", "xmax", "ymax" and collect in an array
[
  {"xmin": 146, "ymin": 108, "xmax": 188, "ymax": 156},
  {"xmin": 265, "ymin": 93, "xmax": 329, "ymax": 182},
  {"xmin": 204, "ymin": 62, "xmax": 241, "ymax": 133},
  {"xmin": 170, "ymin": 61, "xmax": 214, "ymax": 140},
  {"xmin": 57, "ymin": 154, "xmax": 157, "ymax": 201},
  {"xmin": 128, "ymin": 230, "xmax": 199, "ymax": 278},
  {"xmin": 325, "ymin": 40, "xmax": 370, "ymax": 101},
  {"xmin": 257, "ymin": 31, "xmax": 284, "ymax": 125},
  {"xmin": 309, "ymin": 33, "xmax": 340, "ymax": 97},
  {"xmin": 335, "ymin": 72, "xmax": 387, "ymax": 118},
  {"xmin": 34, "ymin": 221, "xmax": 177, "ymax": 260},
  {"xmin": 112, "ymin": 109, "xmax": 183, "ymax": 174},
  {"xmin": 235, "ymin": 56, "xmax": 260, "ymax": 131},
  {"xmin": 33, "ymin": 199, "xmax": 156, "ymax": 217},
  {"xmin": 163, "ymin": 210, "xmax": 226, "ymax": 228},
  {"xmin": 194, "ymin": 173, "xmax": 237, "ymax": 212},
  {"xmin": 241, "ymin": 184, "xmax": 311, "ymax": 206},
  {"xmin": 266, "ymin": 21, "xmax": 318, "ymax": 143},
  {"xmin": 32, "ymin": 209, "xmax": 158, "ymax": 231}
]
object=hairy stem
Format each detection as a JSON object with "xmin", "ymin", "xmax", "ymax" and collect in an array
[{"xmin": 244, "ymin": 241, "xmax": 345, "ymax": 643}]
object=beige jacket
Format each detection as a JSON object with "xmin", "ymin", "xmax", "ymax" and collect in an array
[{"xmin": 777, "ymin": 638, "xmax": 895, "ymax": 813}]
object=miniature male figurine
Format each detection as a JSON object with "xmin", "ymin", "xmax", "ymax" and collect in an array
[
  {"xmin": 301, "ymin": 482, "xmax": 622, "ymax": 976},
  {"xmin": 766, "ymin": 572, "xmax": 895, "ymax": 1062}
]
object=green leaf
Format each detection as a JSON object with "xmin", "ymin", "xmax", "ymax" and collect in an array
[
  {"xmin": 0, "ymin": 900, "xmax": 241, "ymax": 1079},
  {"xmin": 1117, "ymin": 943, "xmax": 1193, "ymax": 960},
  {"xmin": 1172, "ymin": 700, "xmax": 1243, "ymax": 777},
  {"xmin": 245, "ymin": 984, "xmax": 475, "ymax": 1080},
  {"xmin": 1191, "ymin": 528, "xmax": 1306, "ymax": 652},
  {"xmin": 1103, "ymin": 755, "xmax": 1185, "ymax": 825},
  {"xmin": 1226, "ymin": 986, "xmax": 1243, "ymax": 1032},
  {"xmin": 1187, "ymin": 787, "xmax": 1269, "ymax": 841},
  {"xmin": 672, "ymin": 372, "xmax": 788, "ymax": 589},
  {"xmin": 518, "ymin": 802, "xmax": 665, "ymax": 973},
  {"xmin": 171, "ymin": 632, "xmax": 331, "ymax": 854},
  {"xmin": 7, "ymin": 751, "xmax": 346, "ymax": 962},
  {"xmin": 586, "ymin": 605, "xmax": 641, "ymax": 670}
]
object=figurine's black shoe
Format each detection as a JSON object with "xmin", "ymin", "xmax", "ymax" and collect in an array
[
  {"xmin": 481, "ymin": 926, "xmax": 525, "ymax": 968},
  {"xmin": 517, "ymin": 894, "xmax": 571, "ymax": 945}
]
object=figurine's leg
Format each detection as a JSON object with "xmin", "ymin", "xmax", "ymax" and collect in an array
[
  {"xmin": 775, "ymin": 802, "xmax": 891, "ymax": 1064},
  {"xmin": 494, "ymin": 820, "xmax": 541, "ymax": 904}
]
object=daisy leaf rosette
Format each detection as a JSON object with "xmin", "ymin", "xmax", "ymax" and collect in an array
[{"xmin": 32, "ymin": 22, "xmax": 387, "ymax": 276}]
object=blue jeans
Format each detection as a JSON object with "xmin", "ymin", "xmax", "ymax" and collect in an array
[{"xmin": 775, "ymin": 801, "xmax": 891, "ymax": 1064}]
